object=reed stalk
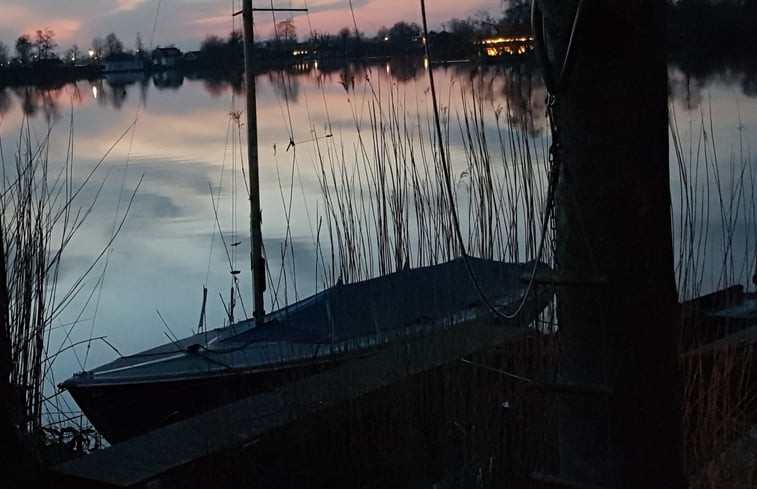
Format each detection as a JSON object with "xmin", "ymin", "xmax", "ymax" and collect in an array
[
  {"xmin": 305, "ymin": 63, "xmax": 551, "ymax": 290},
  {"xmin": 671, "ymin": 103, "xmax": 757, "ymax": 487}
]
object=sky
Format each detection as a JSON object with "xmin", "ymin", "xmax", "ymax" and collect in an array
[{"xmin": 0, "ymin": 0, "xmax": 505, "ymax": 53}]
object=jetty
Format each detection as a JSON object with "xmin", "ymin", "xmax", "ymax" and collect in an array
[{"xmin": 51, "ymin": 314, "xmax": 542, "ymax": 488}]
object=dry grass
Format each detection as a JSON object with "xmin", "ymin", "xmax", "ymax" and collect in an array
[{"xmin": 672, "ymin": 103, "xmax": 757, "ymax": 488}]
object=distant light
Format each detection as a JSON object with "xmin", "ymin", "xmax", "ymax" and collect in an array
[
  {"xmin": 423, "ymin": 57, "xmax": 429, "ymax": 70},
  {"xmin": 92, "ymin": 86, "xmax": 98, "ymax": 99},
  {"xmin": 88, "ymin": 49, "xmax": 94, "ymax": 58},
  {"xmin": 383, "ymin": 36, "xmax": 389, "ymax": 42}
]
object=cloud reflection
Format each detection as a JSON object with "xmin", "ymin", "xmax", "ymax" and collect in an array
[{"xmin": 2, "ymin": 60, "xmax": 755, "ymax": 402}]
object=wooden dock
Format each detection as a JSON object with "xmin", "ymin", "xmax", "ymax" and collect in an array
[{"xmin": 51, "ymin": 320, "xmax": 530, "ymax": 488}]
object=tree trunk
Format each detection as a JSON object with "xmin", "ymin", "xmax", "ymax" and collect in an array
[{"xmin": 536, "ymin": 1, "xmax": 685, "ymax": 487}]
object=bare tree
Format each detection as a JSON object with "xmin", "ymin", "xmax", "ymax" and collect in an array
[
  {"xmin": 387, "ymin": 21, "xmax": 422, "ymax": 52},
  {"xmin": 91, "ymin": 37, "xmax": 105, "ymax": 60},
  {"xmin": 15, "ymin": 35, "xmax": 33, "ymax": 65},
  {"xmin": 104, "ymin": 33, "xmax": 124, "ymax": 57},
  {"xmin": 34, "ymin": 28, "xmax": 57, "ymax": 60},
  {"xmin": 275, "ymin": 18, "xmax": 297, "ymax": 50}
]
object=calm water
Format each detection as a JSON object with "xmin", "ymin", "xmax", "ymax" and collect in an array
[{"xmin": 0, "ymin": 60, "xmax": 755, "ymax": 411}]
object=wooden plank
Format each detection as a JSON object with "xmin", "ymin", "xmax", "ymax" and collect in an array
[{"xmin": 51, "ymin": 321, "xmax": 528, "ymax": 488}]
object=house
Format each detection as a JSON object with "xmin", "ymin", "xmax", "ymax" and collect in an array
[{"xmin": 152, "ymin": 47, "xmax": 183, "ymax": 68}]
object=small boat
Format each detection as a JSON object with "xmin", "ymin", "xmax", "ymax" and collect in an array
[
  {"xmin": 61, "ymin": 257, "xmax": 552, "ymax": 443},
  {"xmin": 59, "ymin": 1, "xmax": 554, "ymax": 445}
]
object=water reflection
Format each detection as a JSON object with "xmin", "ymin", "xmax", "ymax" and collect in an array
[
  {"xmin": 269, "ymin": 70, "xmax": 300, "ymax": 103},
  {"xmin": 0, "ymin": 56, "xmax": 754, "ymax": 389},
  {"xmin": 4, "ymin": 55, "xmax": 754, "ymax": 117},
  {"xmin": 153, "ymin": 71, "xmax": 184, "ymax": 90},
  {"xmin": 0, "ymin": 88, "xmax": 13, "ymax": 116},
  {"xmin": 12, "ymin": 85, "xmax": 66, "ymax": 121}
]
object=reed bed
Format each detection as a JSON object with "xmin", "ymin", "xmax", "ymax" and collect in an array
[
  {"xmin": 257, "ymin": 64, "xmax": 757, "ymax": 487},
  {"xmin": 0, "ymin": 118, "xmax": 75, "ymax": 441},
  {"xmin": 0, "ymin": 118, "xmax": 81, "ymax": 477},
  {"xmin": 11, "ymin": 60, "xmax": 750, "ymax": 488},
  {"xmin": 671, "ymin": 103, "xmax": 757, "ymax": 487},
  {"xmin": 304, "ymin": 63, "xmax": 552, "ymax": 289},
  {"xmin": 0, "ymin": 113, "xmax": 129, "ymax": 469},
  {"xmin": 670, "ymin": 104, "xmax": 756, "ymax": 299},
  {"xmin": 249, "ymin": 61, "xmax": 560, "ymax": 487}
]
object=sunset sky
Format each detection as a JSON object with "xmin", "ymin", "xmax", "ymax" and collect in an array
[{"xmin": 0, "ymin": 0, "xmax": 505, "ymax": 53}]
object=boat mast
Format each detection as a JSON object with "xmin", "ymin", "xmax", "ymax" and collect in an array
[
  {"xmin": 241, "ymin": 0, "xmax": 265, "ymax": 320},
  {"xmin": 241, "ymin": 1, "xmax": 307, "ymax": 321}
]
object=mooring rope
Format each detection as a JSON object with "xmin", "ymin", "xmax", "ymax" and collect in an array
[{"xmin": 419, "ymin": 1, "xmax": 545, "ymax": 321}]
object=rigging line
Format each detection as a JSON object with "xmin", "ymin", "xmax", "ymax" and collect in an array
[
  {"xmin": 298, "ymin": 1, "xmax": 334, "ymax": 137},
  {"xmin": 347, "ymin": 0, "xmax": 360, "ymax": 36},
  {"xmin": 148, "ymin": 0, "xmax": 163, "ymax": 50},
  {"xmin": 262, "ymin": 240, "xmax": 284, "ymax": 311},
  {"xmin": 234, "ymin": 276, "xmax": 249, "ymax": 319},
  {"xmin": 419, "ymin": 0, "xmax": 547, "ymax": 321},
  {"xmin": 302, "ymin": 0, "xmax": 315, "ymax": 40},
  {"xmin": 49, "ymin": 175, "xmax": 144, "ymax": 321},
  {"xmin": 298, "ymin": 90, "xmax": 332, "ymax": 287},
  {"xmin": 267, "ymin": 1, "xmax": 296, "ymax": 140},
  {"xmin": 271, "ymin": 146, "xmax": 300, "ymax": 303},
  {"xmin": 208, "ymin": 183, "xmax": 237, "ymax": 273},
  {"xmin": 266, "ymin": 70, "xmax": 297, "ymax": 143},
  {"xmin": 272, "ymin": 132, "xmax": 333, "ymax": 153},
  {"xmin": 84, "ymin": 87, "xmax": 145, "ymax": 369},
  {"xmin": 206, "ymin": 113, "xmax": 235, "ymax": 284}
]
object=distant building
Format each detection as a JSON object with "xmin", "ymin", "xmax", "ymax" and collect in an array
[
  {"xmin": 101, "ymin": 52, "xmax": 144, "ymax": 73},
  {"xmin": 480, "ymin": 36, "xmax": 534, "ymax": 57},
  {"xmin": 152, "ymin": 47, "xmax": 183, "ymax": 68}
]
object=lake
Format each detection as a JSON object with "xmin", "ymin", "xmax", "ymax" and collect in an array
[{"xmin": 0, "ymin": 58, "xmax": 755, "ymax": 418}]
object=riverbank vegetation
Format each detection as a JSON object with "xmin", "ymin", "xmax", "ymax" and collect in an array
[
  {"xmin": 0, "ymin": 2, "xmax": 754, "ymax": 487},
  {"xmin": 0, "ymin": 116, "xmax": 138, "ymax": 484}
]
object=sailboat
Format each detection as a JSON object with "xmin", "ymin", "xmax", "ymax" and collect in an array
[{"xmin": 59, "ymin": 1, "xmax": 554, "ymax": 444}]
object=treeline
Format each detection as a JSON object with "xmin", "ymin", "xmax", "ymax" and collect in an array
[
  {"xmin": 196, "ymin": 4, "xmax": 532, "ymax": 69},
  {"xmin": 0, "ymin": 30, "xmax": 149, "ymax": 68},
  {"xmin": 3, "ymin": 0, "xmax": 756, "ymax": 82}
]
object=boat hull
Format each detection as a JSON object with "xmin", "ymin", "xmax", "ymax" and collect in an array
[
  {"xmin": 60, "ymin": 257, "xmax": 554, "ymax": 443},
  {"xmin": 66, "ymin": 360, "xmax": 344, "ymax": 443}
]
